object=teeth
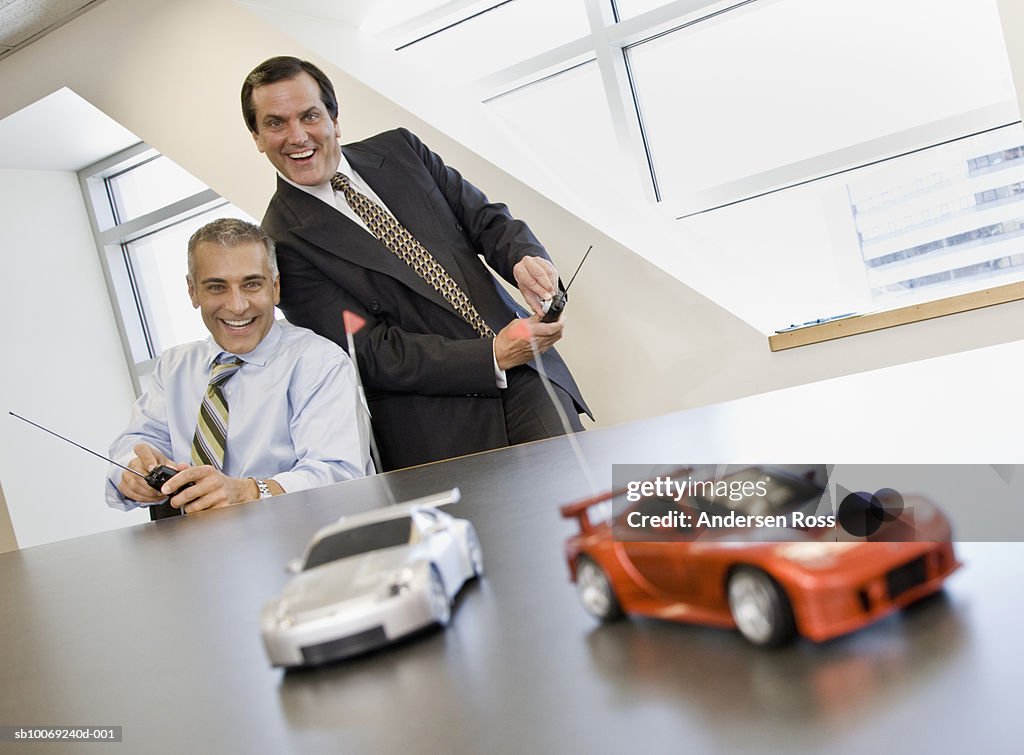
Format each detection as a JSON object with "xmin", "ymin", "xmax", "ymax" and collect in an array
[
  {"xmin": 224, "ymin": 318, "xmax": 254, "ymax": 328},
  {"xmin": 288, "ymin": 150, "xmax": 314, "ymax": 159}
]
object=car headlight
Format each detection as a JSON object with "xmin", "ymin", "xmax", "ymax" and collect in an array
[
  {"xmin": 384, "ymin": 567, "xmax": 416, "ymax": 598},
  {"xmin": 272, "ymin": 603, "xmax": 293, "ymax": 628}
]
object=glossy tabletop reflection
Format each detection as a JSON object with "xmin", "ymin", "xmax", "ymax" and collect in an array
[{"xmin": 0, "ymin": 415, "xmax": 1019, "ymax": 753}]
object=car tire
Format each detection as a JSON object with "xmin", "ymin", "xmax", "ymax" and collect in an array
[
  {"xmin": 727, "ymin": 567, "xmax": 795, "ymax": 646},
  {"xmin": 576, "ymin": 556, "xmax": 623, "ymax": 622},
  {"xmin": 428, "ymin": 564, "xmax": 451, "ymax": 627},
  {"xmin": 465, "ymin": 524, "xmax": 484, "ymax": 578}
]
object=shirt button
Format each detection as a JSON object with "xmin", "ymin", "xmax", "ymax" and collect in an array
[{"xmin": 369, "ymin": 301, "xmax": 381, "ymax": 312}]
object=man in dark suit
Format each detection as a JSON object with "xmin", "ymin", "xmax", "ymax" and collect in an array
[{"xmin": 241, "ymin": 56, "xmax": 590, "ymax": 470}]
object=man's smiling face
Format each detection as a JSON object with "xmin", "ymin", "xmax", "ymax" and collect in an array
[
  {"xmin": 187, "ymin": 240, "xmax": 280, "ymax": 355},
  {"xmin": 250, "ymin": 71, "xmax": 341, "ymax": 187}
]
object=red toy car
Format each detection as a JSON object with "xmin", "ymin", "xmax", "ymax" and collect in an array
[{"xmin": 561, "ymin": 467, "xmax": 960, "ymax": 645}]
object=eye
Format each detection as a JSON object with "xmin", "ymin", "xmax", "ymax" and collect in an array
[
  {"xmin": 302, "ymin": 111, "xmax": 320, "ymax": 122},
  {"xmin": 206, "ymin": 284, "xmax": 225, "ymax": 293},
  {"xmin": 244, "ymin": 281, "xmax": 263, "ymax": 290},
  {"xmin": 264, "ymin": 118, "xmax": 283, "ymax": 130}
]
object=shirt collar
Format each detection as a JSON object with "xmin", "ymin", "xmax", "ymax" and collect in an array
[
  {"xmin": 278, "ymin": 151, "xmax": 357, "ymax": 207},
  {"xmin": 205, "ymin": 320, "xmax": 282, "ymax": 369}
]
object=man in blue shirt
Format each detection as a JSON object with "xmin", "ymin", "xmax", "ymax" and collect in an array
[{"xmin": 106, "ymin": 218, "xmax": 373, "ymax": 514}]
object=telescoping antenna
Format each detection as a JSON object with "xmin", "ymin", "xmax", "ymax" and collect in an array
[
  {"xmin": 8, "ymin": 411, "xmax": 182, "ymax": 493},
  {"xmin": 541, "ymin": 244, "xmax": 593, "ymax": 323}
]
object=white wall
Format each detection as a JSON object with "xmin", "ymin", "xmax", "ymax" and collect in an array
[{"xmin": 0, "ymin": 170, "xmax": 147, "ymax": 548}]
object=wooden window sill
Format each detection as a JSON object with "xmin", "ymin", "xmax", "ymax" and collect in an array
[{"xmin": 768, "ymin": 280, "xmax": 1024, "ymax": 352}]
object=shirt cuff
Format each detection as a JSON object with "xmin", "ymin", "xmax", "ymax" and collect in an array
[{"xmin": 492, "ymin": 341, "xmax": 508, "ymax": 389}]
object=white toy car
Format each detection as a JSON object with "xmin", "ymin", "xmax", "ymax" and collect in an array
[{"xmin": 261, "ymin": 489, "xmax": 483, "ymax": 667}]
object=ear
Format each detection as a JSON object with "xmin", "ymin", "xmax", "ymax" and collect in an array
[
  {"xmin": 272, "ymin": 275, "xmax": 281, "ymax": 306},
  {"xmin": 252, "ymin": 129, "xmax": 266, "ymax": 154},
  {"xmin": 187, "ymin": 276, "xmax": 200, "ymax": 308}
]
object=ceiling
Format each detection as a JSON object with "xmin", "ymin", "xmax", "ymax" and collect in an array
[
  {"xmin": 0, "ymin": 87, "xmax": 139, "ymax": 171},
  {"xmin": 0, "ymin": 0, "xmax": 104, "ymax": 62},
  {"xmin": 0, "ymin": 0, "xmax": 138, "ymax": 170}
]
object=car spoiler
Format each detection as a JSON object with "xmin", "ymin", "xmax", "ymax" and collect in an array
[
  {"xmin": 559, "ymin": 489, "xmax": 615, "ymax": 533},
  {"xmin": 398, "ymin": 487, "xmax": 461, "ymax": 509},
  {"xmin": 559, "ymin": 467, "xmax": 696, "ymax": 533}
]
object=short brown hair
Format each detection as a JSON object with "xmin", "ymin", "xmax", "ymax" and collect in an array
[
  {"xmin": 187, "ymin": 218, "xmax": 277, "ymax": 280},
  {"xmin": 241, "ymin": 56, "xmax": 339, "ymax": 134}
]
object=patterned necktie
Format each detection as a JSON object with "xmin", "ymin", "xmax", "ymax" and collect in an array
[
  {"xmin": 191, "ymin": 357, "xmax": 244, "ymax": 470},
  {"xmin": 331, "ymin": 172, "xmax": 494, "ymax": 338}
]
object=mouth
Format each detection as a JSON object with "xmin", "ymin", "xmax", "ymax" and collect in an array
[
  {"xmin": 222, "ymin": 317, "xmax": 256, "ymax": 330},
  {"xmin": 287, "ymin": 149, "xmax": 315, "ymax": 161}
]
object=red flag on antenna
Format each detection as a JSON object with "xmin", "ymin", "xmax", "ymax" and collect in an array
[{"xmin": 343, "ymin": 310, "xmax": 366, "ymax": 335}]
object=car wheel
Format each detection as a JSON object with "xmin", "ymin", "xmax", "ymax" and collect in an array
[
  {"xmin": 428, "ymin": 565, "xmax": 451, "ymax": 627},
  {"xmin": 576, "ymin": 556, "xmax": 623, "ymax": 622},
  {"xmin": 465, "ymin": 524, "xmax": 484, "ymax": 578},
  {"xmin": 727, "ymin": 567, "xmax": 795, "ymax": 646}
]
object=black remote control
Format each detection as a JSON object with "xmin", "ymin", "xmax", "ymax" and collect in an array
[
  {"xmin": 145, "ymin": 465, "xmax": 195, "ymax": 496},
  {"xmin": 145, "ymin": 465, "xmax": 194, "ymax": 519},
  {"xmin": 541, "ymin": 291, "xmax": 567, "ymax": 323}
]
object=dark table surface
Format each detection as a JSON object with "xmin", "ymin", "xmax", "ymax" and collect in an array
[{"xmin": 0, "ymin": 413, "xmax": 1019, "ymax": 754}]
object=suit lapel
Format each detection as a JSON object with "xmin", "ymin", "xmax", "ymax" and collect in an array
[
  {"xmin": 344, "ymin": 144, "xmax": 474, "ymax": 295},
  {"xmin": 277, "ymin": 175, "xmax": 461, "ymax": 319}
]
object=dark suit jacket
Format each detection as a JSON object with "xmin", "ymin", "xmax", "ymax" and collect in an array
[{"xmin": 262, "ymin": 128, "xmax": 590, "ymax": 470}]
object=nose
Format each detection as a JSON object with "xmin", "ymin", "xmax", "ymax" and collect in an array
[
  {"xmin": 284, "ymin": 118, "xmax": 307, "ymax": 146},
  {"xmin": 225, "ymin": 286, "xmax": 247, "ymax": 314}
]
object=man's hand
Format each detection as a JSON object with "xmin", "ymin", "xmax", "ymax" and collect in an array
[
  {"xmin": 513, "ymin": 256, "xmax": 559, "ymax": 316},
  {"xmin": 494, "ymin": 315, "xmax": 564, "ymax": 371},
  {"xmin": 116, "ymin": 443, "xmax": 179, "ymax": 504},
  {"xmin": 162, "ymin": 466, "xmax": 264, "ymax": 514}
]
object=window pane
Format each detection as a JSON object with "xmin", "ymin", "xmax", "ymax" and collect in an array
[
  {"xmin": 363, "ymin": 0, "xmax": 486, "ymax": 34},
  {"xmin": 628, "ymin": 0, "xmax": 1018, "ymax": 203},
  {"xmin": 613, "ymin": 0, "xmax": 675, "ymax": 20},
  {"xmin": 677, "ymin": 124, "xmax": 1024, "ymax": 332},
  {"xmin": 108, "ymin": 155, "xmax": 208, "ymax": 222},
  {"xmin": 127, "ymin": 204, "xmax": 259, "ymax": 356},
  {"xmin": 486, "ymin": 61, "xmax": 634, "ymax": 199},
  {"xmin": 397, "ymin": 0, "xmax": 590, "ymax": 85}
]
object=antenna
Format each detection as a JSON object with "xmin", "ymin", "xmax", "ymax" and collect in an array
[
  {"xmin": 563, "ymin": 244, "xmax": 593, "ymax": 293},
  {"xmin": 9, "ymin": 411, "xmax": 145, "ymax": 479},
  {"xmin": 541, "ymin": 244, "xmax": 594, "ymax": 324},
  {"xmin": 9, "ymin": 411, "xmax": 186, "ymax": 499},
  {"xmin": 504, "ymin": 322, "xmax": 598, "ymax": 496}
]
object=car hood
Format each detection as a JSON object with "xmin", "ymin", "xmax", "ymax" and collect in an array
[{"xmin": 273, "ymin": 545, "xmax": 417, "ymax": 617}]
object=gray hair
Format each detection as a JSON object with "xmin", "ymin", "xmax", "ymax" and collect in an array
[{"xmin": 186, "ymin": 218, "xmax": 278, "ymax": 280}]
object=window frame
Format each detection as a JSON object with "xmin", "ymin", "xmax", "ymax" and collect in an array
[{"xmin": 78, "ymin": 143, "xmax": 225, "ymax": 396}]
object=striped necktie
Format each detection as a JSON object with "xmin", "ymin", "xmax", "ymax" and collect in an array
[
  {"xmin": 331, "ymin": 172, "xmax": 494, "ymax": 338},
  {"xmin": 191, "ymin": 356, "xmax": 244, "ymax": 470}
]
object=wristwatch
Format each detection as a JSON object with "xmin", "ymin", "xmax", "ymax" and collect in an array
[{"xmin": 253, "ymin": 478, "xmax": 272, "ymax": 499}]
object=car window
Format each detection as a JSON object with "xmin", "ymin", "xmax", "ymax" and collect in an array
[
  {"xmin": 694, "ymin": 468, "xmax": 822, "ymax": 518},
  {"xmin": 303, "ymin": 517, "xmax": 413, "ymax": 570}
]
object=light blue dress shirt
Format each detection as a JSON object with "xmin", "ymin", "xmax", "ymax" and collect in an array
[{"xmin": 106, "ymin": 322, "xmax": 374, "ymax": 510}]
